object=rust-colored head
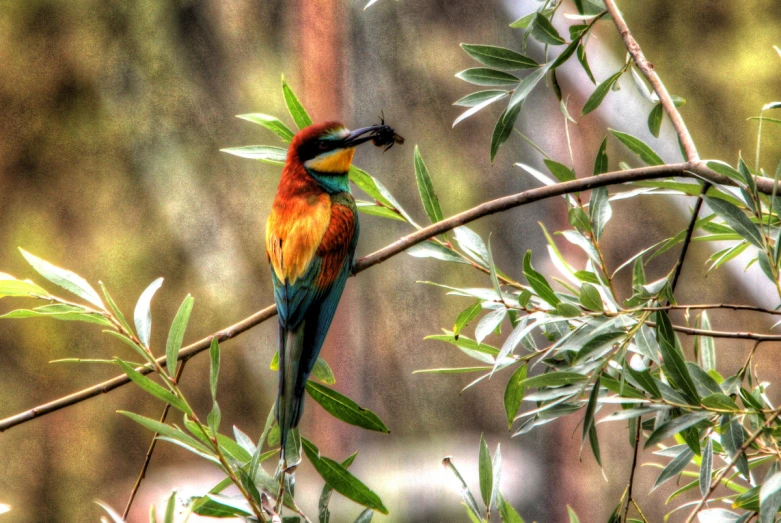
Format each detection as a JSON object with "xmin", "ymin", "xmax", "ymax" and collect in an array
[{"xmin": 289, "ymin": 121, "xmax": 396, "ymax": 174}]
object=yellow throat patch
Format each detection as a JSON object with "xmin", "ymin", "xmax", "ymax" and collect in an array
[{"xmin": 305, "ymin": 147, "xmax": 356, "ymax": 174}]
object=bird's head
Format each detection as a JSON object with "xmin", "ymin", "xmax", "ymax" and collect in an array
[{"xmin": 290, "ymin": 121, "xmax": 391, "ymax": 175}]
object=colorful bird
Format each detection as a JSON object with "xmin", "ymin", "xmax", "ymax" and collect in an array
[{"xmin": 266, "ymin": 121, "xmax": 401, "ymax": 468}]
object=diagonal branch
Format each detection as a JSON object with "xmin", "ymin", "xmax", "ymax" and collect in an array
[{"xmin": 0, "ymin": 161, "xmax": 771, "ymax": 433}]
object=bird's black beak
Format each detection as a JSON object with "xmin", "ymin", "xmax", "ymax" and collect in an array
[{"xmin": 343, "ymin": 125, "xmax": 386, "ymax": 148}]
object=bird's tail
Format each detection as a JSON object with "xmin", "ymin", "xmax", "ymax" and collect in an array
[{"xmin": 276, "ymin": 321, "xmax": 307, "ymax": 469}]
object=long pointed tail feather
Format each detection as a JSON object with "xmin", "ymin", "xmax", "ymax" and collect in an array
[{"xmin": 276, "ymin": 321, "xmax": 307, "ymax": 467}]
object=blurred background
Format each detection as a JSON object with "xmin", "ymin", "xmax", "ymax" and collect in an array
[{"xmin": 0, "ymin": 0, "xmax": 780, "ymax": 521}]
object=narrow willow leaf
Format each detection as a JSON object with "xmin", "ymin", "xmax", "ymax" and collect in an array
[
  {"xmin": 455, "ymin": 302, "xmax": 483, "ymax": 338},
  {"xmin": 576, "ymin": 43, "xmax": 595, "ymax": 84},
  {"xmin": 759, "ymin": 472, "xmax": 781, "ymax": 523},
  {"xmin": 695, "ymin": 312, "xmax": 716, "ymax": 372},
  {"xmin": 454, "ymin": 90, "xmax": 510, "ymax": 107},
  {"xmin": 166, "ymin": 295, "xmax": 194, "ymax": 377},
  {"xmin": 454, "ymin": 226, "xmax": 490, "ymax": 265},
  {"xmin": 567, "ymin": 506, "xmax": 580, "ymax": 523},
  {"xmin": 721, "ymin": 415, "xmax": 749, "ymax": 479},
  {"xmin": 220, "ymin": 145, "xmax": 287, "ymax": 165},
  {"xmin": 116, "ymin": 359, "xmax": 191, "ymax": 415},
  {"xmin": 442, "ymin": 457, "xmax": 482, "ymax": 519},
  {"xmin": 0, "ymin": 273, "xmax": 49, "ymax": 298},
  {"xmin": 134, "ymin": 277, "xmax": 163, "ymax": 348},
  {"xmin": 413, "ymin": 146, "xmax": 444, "ymax": 224},
  {"xmin": 355, "ymin": 202, "xmax": 406, "ymax": 222},
  {"xmin": 543, "ymin": 159, "xmax": 575, "ymax": 182},
  {"xmin": 461, "ymin": 44, "xmax": 539, "ymax": 69},
  {"xmin": 652, "ymin": 446, "xmax": 695, "ymax": 491},
  {"xmin": 645, "ymin": 412, "xmax": 709, "ymax": 448},
  {"xmin": 96, "ymin": 502, "xmax": 125, "ymax": 523},
  {"xmin": 656, "ymin": 311, "xmax": 699, "ymax": 404},
  {"xmin": 282, "ymin": 77, "xmax": 312, "ymax": 129},
  {"xmin": 305, "ymin": 382, "xmax": 389, "ymax": 433},
  {"xmin": 609, "ymin": 129, "xmax": 664, "ymax": 166},
  {"xmin": 237, "ymin": 113, "xmax": 295, "ymax": 142},
  {"xmin": 413, "ymin": 366, "xmax": 491, "ymax": 374},
  {"xmin": 509, "ymin": 8, "xmax": 554, "ymax": 28},
  {"xmin": 579, "ymin": 283, "xmax": 603, "ymax": 311},
  {"xmin": 407, "ymin": 242, "xmax": 469, "ymax": 265},
  {"xmin": 704, "ymin": 196, "xmax": 764, "ymax": 249},
  {"xmin": 582, "ymin": 71, "xmax": 623, "ymax": 116},
  {"xmin": 453, "ymin": 92, "xmax": 509, "ymax": 127},
  {"xmin": 456, "ymin": 68, "xmax": 520, "ymax": 86},
  {"xmin": 118, "ymin": 411, "xmax": 213, "ymax": 455},
  {"xmin": 475, "ymin": 308, "xmax": 507, "ymax": 346},
  {"xmin": 491, "ymin": 101, "xmax": 523, "ymax": 162},
  {"xmin": 354, "ymin": 509, "xmax": 374, "ymax": 523},
  {"xmin": 319, "ymin": 453, "xmax": 358, "ymax": 523},
  {"xmin": 589, "ymin": 187, "xmax": 612, "ymax": 240},
  {"xmin": 312, "ymin": 356, "xmax": 336, "ymax": 385},
  {"xmin": 507, "ymin": 63, "xmax": 552, "ymax": 111},
  {"xmin": 504, "ymin": 365, "xmax": 527, "ymax": 428},
  {"xmin": 19, "ymin": 248, "xmax": 104, "ymax": 309},
  {"xmin": 164, "ymin": 491, "xmax": 176, "ymax": 523},
  {"xmin": 530, "ymin": 13, "xmax": 565, "ymax": 45},
  {"xmin": 349, "ymin": 166, "xmax": 395, "ymax": 209},
  {"xmin": 487, "ymin": 237, "xmax": 502, "ymax": 300},
  {"xmin": 593, "ymin": 136, "xmax": 608, "ymax": 175},
  {"xmin": 700, "ymin": 438, "xmax": 713, "ymax": 496},
  {"xmin": 302, "ymin": 438, "xmax": 389, "ymax": 515},
  {"xmin": 100, "ymin": 281, "xmax": 132, "ymax": 334},
  {"xmin": 648, "ymin": 103, "xmax": 664, "ymax": 137},
  {"xmin": 209, "ymin": 337, "xmax": 220, "ymax": 400},
  {"xmin": 523, "ymin": 251, "xmax": 560, "ymax": 306},
  {"xmin": 0, "ymin": 305, "xmax": 112, "ymax": 327},
  {"xmin": 521, "ymin": 372, "xmax": 587, "ymax": 389},
  {"xmin": 498, "ymin": 492, "xmax": 525, "ymax": 522},
  {"xmin": 581, "ymin": 377, "xmax": 601, "ymax": 461},
  {"xmin": 490, "ymin": 444, "xmax": 502, "ymax": 511},
  {"xmin": 478, "ymin": 434, "xmax": 492, "ymax": 507}
]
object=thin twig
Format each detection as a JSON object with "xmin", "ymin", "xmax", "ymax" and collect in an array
[
  {"xmin": 0, "ymin": 162, "xmax": 774, "ymax": 434},
  {"xmin": 649, "ymin": 321, "xmax": 781, "ymax": 342},
  {"xmin": 622, "ymin": 416, "xmax": 642, "ymax": 521},
  {"xmin": 638, "ymin": 303, "xmax": 781, "ymax": 316},
  {"xmin": 684, "ymin": 403, "xmax": 781, "ymax": 523},
  {"xmin": 122, "ymin": 359, "xmax": 188, "ymax": 520}
]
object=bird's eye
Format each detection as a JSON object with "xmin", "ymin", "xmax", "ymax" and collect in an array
[{"xmin": 318, "ymin": 142, "xmax": 329, "ymax": 151}]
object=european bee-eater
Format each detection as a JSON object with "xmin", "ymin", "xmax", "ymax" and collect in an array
[{"xmin": 266, "ymin": 121, "xmax": 400, "ymax": 466}]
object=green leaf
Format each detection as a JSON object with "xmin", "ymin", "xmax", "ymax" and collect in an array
[
  {"xmin": 413, "ymin": 366, "xmax": 492, "ymax": 374},
  {"xmin": 354, "ymin": 509, "xmax": 374, "ymax": 523},
  {"xmin": 134, "ymin": 277, "xmax": 163, "ymax": 348},
  {"xmin": 609, "ymin": 129, "xmax": 664, "ymax": 166},
  {"xmin": 454, "ymin": 302, "xmax": 483, "ymax": 338},
  {"xmin": 522, "ymin": 371, "xmax": 587, "ymax": 389},
  {"xmin": 523, "ymin": 251, "xmax": 560, "ymax": 306},
  {"xmin": 454, "ymin": 90, "xmax": 510, "ymax": 107},
  {"xmin": 305, "ymin": 382, "xmax": 389, "ymax": 433},
  {"xmin": 759, "ymin": 472, "xmax": 781, "ymax": 523},
  {"xmin": 700, "ymin": 438, "xmax": 713, "ymax": 496},
  {"xmin": 118, "ymin": 411, "xmax": 213, "ymax": 455},
  {"xmin": 530, "ymin": 13, "xmax": 565, "ymax": 45},
  {"xmin": 695, "ymin": 312, "xmax": 716, "ymax": 372},
  {"xmin": 456, "ymin": 68, "xmax": 520, "ymax": 87},
  {"xmin": 116, "ymin": 359, "xmax": 191, "ymax": 415},
  {"xmin": 453, "ymin": 92, "xmax": 509, "ymax": 127},
  {"xmin": 302, "ymin": 438, "xmax": 388, "ymax": 514},
  {"xmin": 721, "ymin": 415, "xmax": 749, "ymax": 479},
  {"xmin": 543, "ymin": 159, "xmax": 575, "ymax": 182},
  {"xmin": 704, "ymin": 196, "xmax": 764, "ymax": 249},
  {"xmin": 556, "ymin": 302, "xmax": 581, "ymax": 317},
  {"xmin": 209, "ymin": 337, "xmax": 220, "ymax": 400},
  {"xmin": 490, "ymin": 100, "xmax": 523, "ymax": 162},
  {"xmin": 652, "ymin": 446, "xmax": 695, "ymax": 491},
  {"xmin": 593, "ymin": 136, "xmax": 608, "ymax": 175},
  {"xmin": 100, "ymin": 281, "xmax": 133, "ymax": 335},
  {"xmin": 645, "ymin": 412, "xmax": 709, "ymax": 448},
  {"xmin": 575, "ymin": 331, "xmax": 624, "ymax": 364},
  {"xmin": 648, "ymin": 103, "xmax": 663, "ymax": 138},
  {"xmin": 407, "ymin": 241, "xmax": 469, "ymax": 265},
  {"xmin": 442, "ymin": 456, "xmax": 482, "ymax": 519},
  {"xmin": 579, "ymin": 283, "xmax": 603, "ymax": 311},
  {"xmin": 319, "ymin": 453, "xmax": 358, "ymax": 523},
  {"xmin": 282, "ymin": 77, "xmax": 312, "ymax": 130},
  {"xmin": 576, "ymin": 43, "xmax": 595, "ymax": 84},
  {"xmin": 504, "ymin": 365, "xmax": 527, "ymax": 428},
  {"xmin": 567, "ymin": 506, "xmax": 580, "ymax": 523},
  {"xmin": 166, "ymin": 295, "xmax": 194, "ymax": 377},
  {"xmin": 461, "ymin": 44, "xmax": 539, "ymax": 69},
  {"xmin": 19, "ymin": 248, "xmax": 104, "ymax": 309},
  {"xmin": 0, "ymin": 305, "xmax": 112, "ymax": 326},
  {"xmin": 220, "ymin": 145, "xmax": 287, "ymax": 165},
  {"xmin": 509, "ymin": 8, "xmax": 554, "ymax": 28},
  {"xmin": 312, "ymin": 356, "xmax": 336, "ymax": 385},
  {"xmin": 507, "ymin": 63, "xmax": 552, "ymax": 112},
  {"xmin": 0, "ymin": 276, "xmax": 48, "ymax": 299},
  {"xmin": 479, "ymin": 434, "xmax": 492, "ymax": 507},
  {"xmin": 582, "ymin": 71, "xmax": 623, "ymax": 116},
  {"xmin": 348, "ymin": 166, "xmax": 394, "ymax": 209},
  {"xmin": 237, "ymin": 113, "xmax": 295, "ymax": 142},
  {"xmin": 355, "ymin": 202, "xmax": 406, "ymax": 222},
  {"xmin": 164, "ymin": 491, "xmax": 176, "ymax": 523},
  {"xmin": 589, "ymin": 186, "xmax": 612, "ymax": 240},
  {"xmin": 582, "ymin": 377, "xmax": 601, "ymax": 466},
  {"xmin": 656, "ymin": 311, "xmax": 700, "ymax": 404},
  {"xmin": 498, "ymin": 492, "xmax": 525, "ymax": 522},
  {"xmin": 413, "ymin": 146, "xmax": 444, "ymax": 225}
]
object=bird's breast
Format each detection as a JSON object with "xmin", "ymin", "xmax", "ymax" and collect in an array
[{"xmin": 266, "ymin": 192, "xmax": 332, "ymax": 285}]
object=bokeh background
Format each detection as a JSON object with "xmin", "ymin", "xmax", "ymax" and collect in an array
[{"xmin": 1, "ymin": 0, "xmax": 780, "ymax": 521}]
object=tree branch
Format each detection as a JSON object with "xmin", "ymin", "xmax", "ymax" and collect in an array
[{"xmin": 0, "ymin": 161, "xmax": 771, "ymax": 433}]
